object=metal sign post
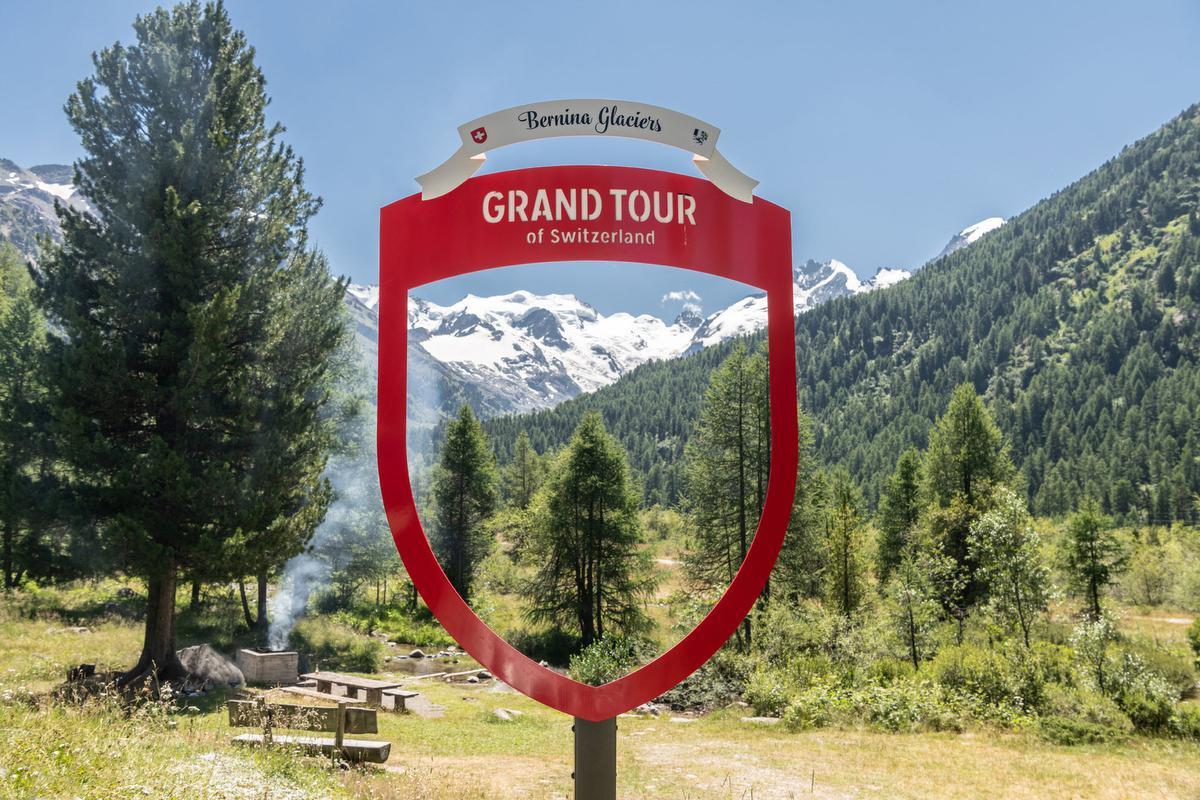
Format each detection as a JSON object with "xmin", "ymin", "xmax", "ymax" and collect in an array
[{"xmin": 574, "ymin": 717, "xmax": 617, "ymax": 799}]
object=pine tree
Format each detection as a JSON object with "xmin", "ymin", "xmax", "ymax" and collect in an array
[
  {"xmin": 968, "ymin": 488, "xmax": 1051, "ymax": 647},
  {"xmin": 501, "ymin": 431, "xmax": 545, "ymax": 510},
  {"xmin": 824, "ymin": 468, "xmax": 869, "ymax": 616},
  {"xmin": 0, "ymin": 243, "xmax": 48, "ymax": 589},
  {"xmin": 38, "ymin": 1, "xmax": 338, "ymax": 682},
  {"xmin": 924, "ymin": 384, "xmax": 1015, "ymax": 607},
  {"xmin": 431, "ymin": 405, "xmax": 497, "ymax": 601},
  {"xmin": 524, "ymin": 412, "xmax": 653, "ymax": 647},
  {"xmin": 1064, "ymin": 498, "xmax": 1127, "ymax": 620},
  {"xmin": 876, "ymin": 448, "xmax": 923, "ymax": 584},
  {"xmin": 773, "ymin": 411, "xmax": 828, "ymax": 601},
  {"xmin": 682, "ymin": 344, "xmax": 766, "ymax": 647}
]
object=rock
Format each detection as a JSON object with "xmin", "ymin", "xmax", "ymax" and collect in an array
[
  {"xmin": 740, "ymin": 716, "xmax": 781, "ymax": 725},
  {"xmin": 634, "ymin": 703, "xmax": 660, "ymax": 717},
  {"xmin": 116, "ymin": 587, "xmax": 136, "ymax": 599},
  {"xmin": 669, "ymin": 716, "xmax": 696, "ymax": 724},
  {"xmin": 466, "ymin": 676, "xmax": 480, "ymax": 684},
  {"xmin": 177, "ymin": 644, "xmax": 244, "ymax": 688},
  {"xmin": 409, "ymin": 648, "xmax": 426, "ymax": 659},
  {"xmin": 493, "ymin": 708, "xmax": 523, "ymax": 722},
  {"xmin": 477, "ymin": 670, "xmax": 493, "ymax": 680}
]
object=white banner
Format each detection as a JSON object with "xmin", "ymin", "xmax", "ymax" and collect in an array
[{"xmin": 417, "ymin": 99, "xmax": 758, "ymax": 202}]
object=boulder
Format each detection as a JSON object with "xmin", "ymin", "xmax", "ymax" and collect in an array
[
  {"xmin": 493, "ymin": 708, "xmax": 523, "ymax": 722},
  {"xmin": 409, "ymin": 648, "xmax": 426, "ymax": 659},
  {"xmin": 477, "ymin": 670, "xmax": 493, "ymax": 680},
  {"xmin": 177, "ymin": 644, "xmax": 244, "ymax": 688}
]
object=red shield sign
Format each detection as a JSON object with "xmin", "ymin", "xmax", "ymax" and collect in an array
[{"xmin": 378, "ymin": 165, "xmax": 797, "ymax": 721}]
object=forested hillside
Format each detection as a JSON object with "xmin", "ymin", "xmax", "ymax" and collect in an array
[{"xmin": 487, "ymin": 103, "xmax": 1200, "ymax": 519}]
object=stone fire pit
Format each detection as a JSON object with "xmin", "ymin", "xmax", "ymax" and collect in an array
[{"xmin": 235, "ymin": 648, "xmax": 299, "ymax": 686}]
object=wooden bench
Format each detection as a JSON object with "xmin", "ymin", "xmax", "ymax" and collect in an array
[
  {"xmin": 381, "ymin": 688, "xmax": 420, "ymax": 713},
  {"xmin": 277, "ymin": 685, "xmax": 356, "ymax": 705},
  {"xmin": 227, "ymin": 698, "xmax": 390, "ymax": 763}
]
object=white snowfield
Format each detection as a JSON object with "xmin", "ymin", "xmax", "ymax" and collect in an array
[{"xmin": 346, "ymin": 256, "xmax": 914, "ymax": 414}]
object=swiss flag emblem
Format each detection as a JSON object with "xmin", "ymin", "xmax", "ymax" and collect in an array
[{"xmin": 470, "ymin": 126, "xmax": 488, "ymax": 144}]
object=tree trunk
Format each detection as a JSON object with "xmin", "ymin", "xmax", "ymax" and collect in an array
[
  {"xmin": 2, "ymin": 519, "xmax": 14, "ymax": 590},
  {"xmin": 190, "ymin": 579, "xmax": 201, "ymax": 608},
  {"xmin": 255, "ymin": 572, "xmax": 269, "ymax": 643},
  {"xmin": 121, "ymin": 558, "xmax": 184, "ymax": 686},
  {"xmin": 238, "ymin": 578, "xmax": 254, "ymax": 629}
]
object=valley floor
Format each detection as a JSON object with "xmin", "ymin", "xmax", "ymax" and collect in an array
[{"xmin": 1, "ymin": 608, "xmax": 1198, "ymax": 799}]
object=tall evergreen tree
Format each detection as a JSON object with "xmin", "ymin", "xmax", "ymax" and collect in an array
[
  {"xmin": 0, "ymin": 243, "xmax": 48, "ymax": 589},
  {"xmin": 1064, "ymin": 498, "xmax": 1127, "ymax": 620},
  {"xmin": 773, "ymin": 411, "xmax": 829, "ymax": 602},
  {"xmin": 431, "ymin": 405, "xmax": 497, "ymax": 601},
  {"xmin": 38, "ymin": 1, "xmax": 340, "ymax": 681},
  {"xmin": 501, "ymin": 431, "xmax": 545, "ymax": 510},
  {"xmin": 876, "ymin": 448, "xmax": 923, "ymax": 584},
  {"xmin": 924, "ymin": 384, "xmax": 1015, "ymax": 607},
  {"xmin": 682, "ymin": 344, "xmax": 766, "ymax": 647},
  {"xmin": 824, "ymin": 468, "xmax": 870, "ymax": 617},
  {"xmin": 524, "ymin": 412, "xmax": 652, "ymax": 647}
]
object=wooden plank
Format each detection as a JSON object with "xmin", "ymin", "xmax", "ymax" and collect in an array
[
  {"xmin": 381, "ymin": 688, "xmax": 420, "ymax": 713},
  {"xmin": 227, "ymin": 700, "xmax": 377, "ymax": 734},
  {"xmin": 405, "ymin": 672, "xmax": 447, "ymax": 681},
  {"xmin": 277, "ymin": 685, "xmax": 355, "ymax": 705},
  {"xmin": 441, "ymin": 668, "xmax": 488, "ymax": 681},
  {"xmin": 231, "ymin": 733, "xmax": 391, "ymax": 764}
]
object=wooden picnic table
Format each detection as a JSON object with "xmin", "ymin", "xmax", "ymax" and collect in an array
[{"xmin": 300, "ymin": 671, "xmax": 405, "ymax": 707}]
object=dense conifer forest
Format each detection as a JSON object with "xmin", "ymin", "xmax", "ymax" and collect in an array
[{"xmin": 487, "ymin": 104, "xmax": 1200, "ymax": 520}]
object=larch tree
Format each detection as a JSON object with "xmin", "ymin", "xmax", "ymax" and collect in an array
[
  {"xmin": 1064, "ymin": 498, "xmax": 1127, "ymax": 620},
  {"xmin": 431, "ymin": 405, "xmax": 498, "ymax": 602},
  {"xmin": 923, "ymin": 384, "xmax": 1015, "ymax": 608},
  {"xmin": 501, "ymin": 430, "xmax": 545, "ymax": 510},
  {"xmin": 876, "ymin": 448, "xmax": 923, "ymax": 584},
  {"xmin": 682, "ymin": 344, "xmax": 767, "ymax": 648},
  {"xmin": 524, "ymin": 412, "xmax": 653, "ymax": 647},
  {"xmin": 824, "ymin": 468, "xmax": 870, "ymax": 617},
  {"xmin": 38, "ymin": 1, "xmax": 343, "ymax": 682}
]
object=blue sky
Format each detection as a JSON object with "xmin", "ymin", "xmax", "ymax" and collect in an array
[{"xmin": 3, "ymin": 1, "xmax": 1199, "ymax": 318}]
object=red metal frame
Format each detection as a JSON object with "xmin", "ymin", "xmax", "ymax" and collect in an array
[{"xmin": 378, "ymin": 165, "xmax": 797, "ymax": 721}]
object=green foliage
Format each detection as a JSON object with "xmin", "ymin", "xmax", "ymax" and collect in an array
[
  {"xmin": 431, "ymin": 405, "xmax": 498, "ymax": 601},
  {"xmin": 884, "ymin": 548, "xmax": 950, "ymax": 668},
  {"xmin": 288, "ymin": 617, "xmax": 385, "ymax": 673},
  {"xmin": 1168, "ymin": 703, "xmax": 1200, "ymax": 740},
  {"xmin": 969, "ymin": 488, "xmax": 1053, "ymax": 647},
  {"xmin": 500, "ymin": 431, "xmax": 547, "ymax": 510},
  {"xmin": 1188, "ymin": 617, "xmax": 1200, "ymax": 664},
  {"xmin": 567, "ymin": 635, "xmax": 655, "ymax": 686},
  {"xmin": 522, "ymin": 412, "xmax": 654, "ymax": 647}
]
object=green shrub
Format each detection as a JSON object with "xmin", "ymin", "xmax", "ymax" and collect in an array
[
  {"xmin": 1040, "ymin": 683, "xmax": 1132, "ymax": 731},
  {"xmin": 744, "ymin": 666, "xmax": 792, "ymax": 717},
  {"xmin": 864, "ymin": 658, "xmax": 916, "ymax": 686},
  {"xmin": 929, "ymin": 644, "xmax": 1024, "ymax": 710},
  {"xmin": 1168, "ymin": 704, "xmax": 1200, "ymax": 740},
  {"xmin": 1188, "ymin": 618, "xmax": 1200, "ymax": 664},
  {"xmin": 781, "ymin": 681, "xmax": 848, "ymax": 730},
  {"xmin": 568, "ymin": 637, "xmax": 654, "ymax": 686},
  {"xmin": 1038, "ymin": 715, "xmax": 1129, "ymax": 745},
  {"xmin": 1111, "ymin": 652, "xmax": 1177, "ymax": 732},
  {"xmin": 854, "ymin": 681, "xmax": 964, "ymax": 733},
  {"xmin": 289, "ymin": 618, "xmax": 384, "ymax": 673},
  {"xmin": 1128, "ymin": 643, "xmax": 1197, "ymax": 697}
]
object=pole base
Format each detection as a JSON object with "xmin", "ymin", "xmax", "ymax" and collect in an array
[{"xmin": 573, "ymin": 716, "xmax": 617, "ymax": 799}]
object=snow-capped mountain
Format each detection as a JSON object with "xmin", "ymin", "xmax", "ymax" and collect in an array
[
  {"xmin": 936, "ymin": 217, "xmax": 1005, "ymax": 260},
  {"xmin": 0, "ymin": 160, "xmax": 90, "ymax": 259},
  {"xmin": 348, "ymin": 257, "xmax": 913, "ymax": 416}
]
